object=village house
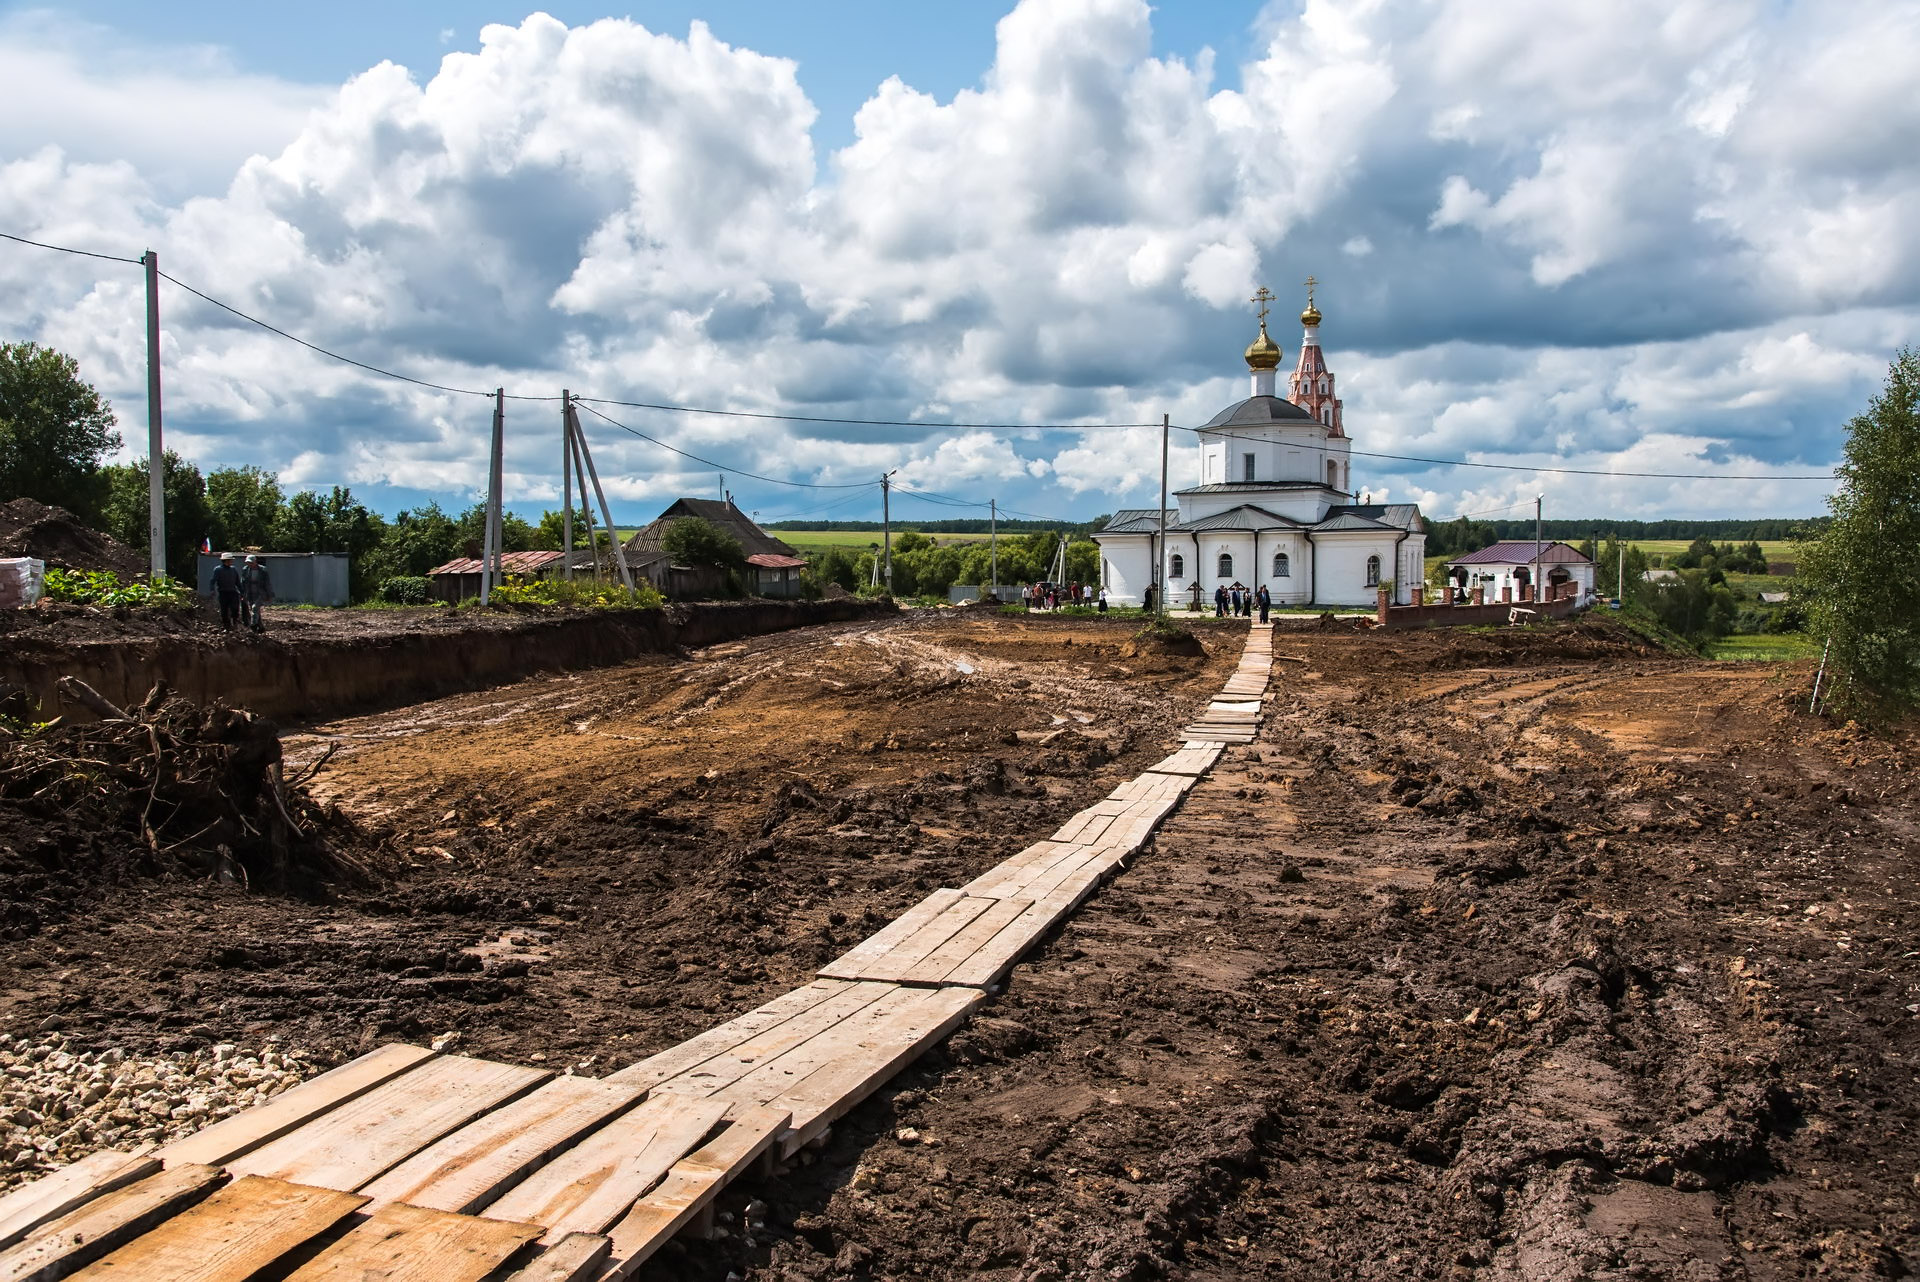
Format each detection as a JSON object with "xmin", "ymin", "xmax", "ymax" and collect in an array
[{"xmin": 1443, "ymin": 541, "xmax": 1598, "ymax": 602}]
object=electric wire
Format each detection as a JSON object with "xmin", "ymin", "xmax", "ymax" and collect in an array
[
  {"xmin": 573, "ymin": 400, "xmax": 871, "ymax": 490},
  {"xmin": 573, "ymin": 393, "xmax": 1160, "ymax": 432},
  {"xmin": 0, "ymin": 230, "xmax": 143, "ymax": 265}
]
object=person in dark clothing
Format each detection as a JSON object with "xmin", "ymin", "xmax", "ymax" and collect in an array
[
  {"xmin": 210, "ymin": 553, "xmax": 242, "ymax": 631},
  {"xmin": 1257, "ymin": 584, "xmax": 1271, "ymax": 623},
  {"xmin": 1214, "ymin": 585, "xmax": 1228, "ymax": 617},
  {"xmin": 240, "ymin": 555, "xmax": 273, "ymax": 631}
]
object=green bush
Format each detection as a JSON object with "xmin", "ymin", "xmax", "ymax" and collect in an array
[
  {"xmin": 374, "ymin": 575, "xmax": 432, "ymax": 604},
  {"xmin": 486, "ymin": 576, "xmax": 665, "ymax": 610},
  {"xmin": 43, "ymin": 567, "xmax": 193, "ymax": 610}
]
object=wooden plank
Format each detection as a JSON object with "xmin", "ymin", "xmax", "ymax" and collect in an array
[
  {"xmin": 943, "ymin": 893, "xmax": 1091, "ymax": 987},
  {"xmin": 751, "ymin": 988, "xmax": 985, "ymax": 1152},
  {"xmin": 962, "ymin": 841, "xmax": 1093, "ymax": 899},
  {"xmin": 501, "ymin": 1233, "xmax": 610, "ymax": 1282},
  {"xmin": 0, "ymin": 1151, "xmax": 160, "ymax": 1252},
  {"xmin": 0, "ymin": 1165, "xmax": 224, "ymax": 1282},
  {"xmin": 601, "ymin": 1107, "xmax": 790, "ymax": 1279},
  {"xmin": 1150, "ymin": 744, "xmax": 1223, "ymax": 776},
  {"xmin": 68, "ymin": 1176, "xmax": 365, "ymax": 1281},
  {"xmin": 897, "ymin": 895, "xmax": 1037, "ymax": 985},
  {"xmin": 1208, "ymin": 700, "xmax": 1261, "ymax": 713},
  {"xmin": 358, "ymin": 1076, "xmax": 647, "ymax": 1214},
  {"xmin": 282, "ymin": 1202, "xmax": 540, "ymax": 1282},
  {"xmin": 483, "ymin": 1094, "xmax": 728, "ymax": 1243},
  {"xmin": 811, "ymin": 889, "xmax": 965, "ymax": 976},
  {"xmin": 817, "ymin": 894, "xmax": 997, "ymax": 982},
  {"xmin": 640, "ymin": 981, "xmax": 896, "ymax": 1099},
  {"xmin": 159, "ymin": 1044, "xmax": 438, "ymax": 1170},
  {"xmin": 607, "ymin": 980, "xmax": 853, "ymax": 1088},
  {"xmin": 227, "ymin": 1056, "xmax": 550, "ymax": 1193}
]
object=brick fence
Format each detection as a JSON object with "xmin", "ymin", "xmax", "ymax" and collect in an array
[{"xmin": 1376, "ymin": 583, "xmax": 1582, "ymax": 630}]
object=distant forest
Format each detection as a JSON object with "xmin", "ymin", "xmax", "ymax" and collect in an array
[
  {"xmin": 770, "ymin": 515, "xmax": 1829, "ymax": 557},
  {"xmin": 1422, "ymin": 516, "xmax": 1829, "ymax": 557}
]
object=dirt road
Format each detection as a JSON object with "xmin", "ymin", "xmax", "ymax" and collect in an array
[{"xmin": 3, "ymin": 611, "xmax": 1915, "ymax": 1278}]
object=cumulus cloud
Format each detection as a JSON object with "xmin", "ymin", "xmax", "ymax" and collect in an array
[{"xmin": 1, "ymin": 0, "xmax": 1916, "ymax": 525}]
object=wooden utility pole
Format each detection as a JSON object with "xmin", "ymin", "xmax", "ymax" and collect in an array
[
  {"xmin": 881, "ymin": 472, "xmax": 894, "ymax": 593},
  {"xmin": 142, "ymin": 251, "xmax": 165, "ymax": 581},
  {"xmin": 481, "ymin": 389, "xmax": 504, "ymax": 603},
  {"xmin": 1156, "ymin": 413, "xmax": 1169, "ymax": 617},
  {"xmin": 989, "ymin": 499, "xmax": 998, "ymax": 597},
  {"xmin": 1532, "ymin": 494, "xmax": 1543, "ymax": 603},
  {"xmin": 561, "ymin": 391, "xmax": 574, "ymax": 581},
  {"xmin": 567, "ymin": 402, "xmax": 635, "ymax": 591},
  {"xmin": 569, "ymin": 417, "xmax": 601, "ymax": 582}
]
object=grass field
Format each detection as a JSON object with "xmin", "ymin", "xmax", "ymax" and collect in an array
[
  {"xmin": 776, "ymin": 529, "xmax": 990, "ymax": 550},
  {"xmin": 1707, "ymin": 633, "xmax": 1819, "ymax": 661},
  {"xmin": 1626, "ymin": 539, "xmax": 1801, "ymax": 563}
]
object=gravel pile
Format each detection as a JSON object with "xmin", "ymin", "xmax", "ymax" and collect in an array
[{"xmin": 0, "ymin": 1032, "xmax": 321, "ymax": 1193}]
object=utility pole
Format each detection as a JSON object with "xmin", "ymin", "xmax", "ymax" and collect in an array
[
  {"xmin": 561, "ymin": 391, "xmax": 574, "ymax": 581},
  {"xmin": 1156, "ymin": 413, "xmax": 1169, "ymax": 617},
  {"xmin": 1532, "ymin": 494, "xmax": 1543, "ymax": 604},
  {"xmin": 881, "ymin": 471, "xmax": 895, "ymax": 594},
  {"xmin": 989, "ymin": 499, "xmax": 998, "ymax": 597},
  {"xmin": 567, "ymin": 401, "xmax": 634, "ymax": 591},
  {"xmin": 142, "ymin": 251, "xmax": 165, "ymax": 581},
  {"xmin": 481, "ymin": 388, "xmax": 504, "ymax": 603},
  {"xmin": 1617, "ymin": 539, "xmax": 1624, "ymax": 602}
]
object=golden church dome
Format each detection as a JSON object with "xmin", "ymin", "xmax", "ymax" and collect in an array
[
  {"xmin": 1300, "ymin": 302, "xmax": 1322, "ymax": 327},
  {"xmin": 1244, "ymin": 320, "xmax": 1282, "ymax": 371}
]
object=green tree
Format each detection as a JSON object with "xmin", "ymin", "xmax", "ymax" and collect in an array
[
  {"xmin": 892, "ymin": 530, "xmax": 933, "ymax": 555},
  {"xmin": 1064, "ymin": 539, "xmax": 1099, "ymax": 584},
  {"xmin": 0, "ymin": 342, "xmax": 120, "ymax": 518},
  {"xmin": 662, "ymin": 516, "xmax": 745, "ymax": 571},
  {"xmin": 533, "ymin": 507, "xmax": 607, "ymax": 552},
  {"xmin": 452, "ymin": 503, "xmax": 536, "ymax": 558},
  {"xmin": 99, "ymin": 450, "xmax": 211, "ymax": 579},
  {"xmin": 205, "ymin": 465, "xmax": 283, "ymax": 550},
  {"xmin": 1800, "ymin": 348, "xmax": 1920, "ymax": 717},
  {"xmin": 272, "ymin": 486, "xmax": 388, "ymax": 599},
  {"xmin": 362, "ymin": 501, "xmax": 461, "ymax": 579},
  {"xmin": 810, "ymin": 547, "xmax": 859, "ymax": 591}
]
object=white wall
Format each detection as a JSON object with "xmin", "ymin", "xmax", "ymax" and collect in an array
[
  {"xmin": 1092, "ymin": 534, "xmax": 1153, "ymax": 605},
  {"xmin": 1312, "ymin": 534, "xmax": 1402, "ymax": 606}
]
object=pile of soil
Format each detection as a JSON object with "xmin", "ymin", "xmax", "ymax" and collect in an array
[
  {"xmin": 0, "ymin": 682, "xmax": 373, "ymax": 940},
  {"xmin": 0, "ymin": 498, "xmax": 147, "ymax": 579}
]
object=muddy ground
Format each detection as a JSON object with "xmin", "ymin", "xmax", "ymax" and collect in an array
[{"xmin": 2, "ymin": 610, "xmax": 1916, "ymax": 1279}]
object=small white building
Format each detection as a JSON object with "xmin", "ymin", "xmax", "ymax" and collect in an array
[
  {"xmin": 1443, "ymin": 541, "xmax": 1597, "ymax": 601},
  {"xmin": 1094, "ymin": 288, "xmax": 1426, "ymax": 607}
]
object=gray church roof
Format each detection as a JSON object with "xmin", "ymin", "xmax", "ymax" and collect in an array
[
  {"xmin": 1097, "ymin": 508, "xmax": 1176, "ymax": 535},
  {"xmin": 1310, "ymin": 512, "xmax": 1398, "ymax": 532},
  {"xmin": 1322, "ymin": 503, "xmax": 1425, "ymax": 533},
  {"xmin": 1200, "ymin": 395, "xmax": 1316, "ymax": 429},
  {"xmin": 1172, "ymin": 481, "xmax": 1338, "ymax": 497},
  {"xmin": 1171, "ymin": 504, "xmax": 1304, "ymax": 532}
]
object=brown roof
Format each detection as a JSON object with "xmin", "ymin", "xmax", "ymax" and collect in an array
[
  {"xmin": 746, "ymin": 553, "xmax": 807, "ymax": 569},
  {"xmin": 623, "ymin": 499, "xmax": 797, "ymax": 560},
  {"xmin": 429, "ymin": 550, "xmax": 564, "ymax": 576}
]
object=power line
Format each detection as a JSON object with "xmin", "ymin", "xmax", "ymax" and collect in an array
[
  {"xmin": 574, "ymin": 393, "xmax": 1159, "ymax": 432},
  {"xmin": 0, "ymin": 230, "xmax": 142, "ymax": 265},
  {"xmin": 1182, "ymin": 423, "xmax": 1835, "ymax": 482},
  {"xmin": 572, "ymin": 400, "xmax": 872, "ymax": 491}
]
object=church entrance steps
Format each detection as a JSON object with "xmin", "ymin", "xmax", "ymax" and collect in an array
[{"xmin": 2, "ymin": 621, "xmax": 1281, "ymax": 1279}]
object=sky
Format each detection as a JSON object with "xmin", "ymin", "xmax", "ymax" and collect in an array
[{"xmin": 2, "ymin": 0, "xmax": 1916, "ymax": 529}]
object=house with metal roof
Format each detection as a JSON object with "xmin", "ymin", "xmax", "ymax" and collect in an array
[
  {"xmin": 1443, "ymin": 541, "xmax": 1596, "ymax": 601},
  {"xmin": 1092, "ymin": 286, "xmax": 1427, "ymax": 607},
  {"xmin": 621, "ymin": 498, "xmax": 808, "ymax": 598}
]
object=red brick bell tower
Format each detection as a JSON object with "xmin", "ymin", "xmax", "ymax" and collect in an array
[{"xmin": 1287, "ymin": 276, "xmax": 1344, "ymax": 438}]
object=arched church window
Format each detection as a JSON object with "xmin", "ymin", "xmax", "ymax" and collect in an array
[
  {"xmin": 1327, "ymin": 460, "xmax": 1338, "ymax": 487},
  {"xmin": 1365, "ymin": 555, "xmax": 1381, "ymax": 587},
  {"xmin": 1322, "ymin": 404, "xmax": 1333, "ymax": 425},
  {"xmin": 1169, "ymin": 553, "xmax": 1184, "ymax": 579},
  {"xmin": 1318, "ymin": 378, "xmax": 1328, "ymax": 394},
  {"xmin": 1217, "ymin": 553, "xmax": 1234, "ymax": 579},
  {"xmin": 1273, "ymin": 552, "xmax": 1290, "ymax": 577}
]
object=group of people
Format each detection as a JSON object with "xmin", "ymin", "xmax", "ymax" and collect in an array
[
  {"xmin": 1213, "ymin": 582, "xmax": 1272, "ymax": 622},
  {"xmin": 209, "ymin": 552, "xmax": 274, "ymax": 633},
  {"xmin": 1023, "ymin": 581, "xmax": 1109, "ymax": 613}
]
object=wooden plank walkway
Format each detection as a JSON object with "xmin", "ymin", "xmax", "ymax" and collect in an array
[{"xmin": 2, "ymin": 623, "xmax": 1278, "ymax": 1280}]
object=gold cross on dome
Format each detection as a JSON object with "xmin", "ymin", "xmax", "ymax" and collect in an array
[
  {"xmin": 1304, "ymin": 275, "xmax": 1317, "ymax": 308},
  {"xmin": 1250, "ymin": 286, "xmax": 1276, "ymax": 324}
]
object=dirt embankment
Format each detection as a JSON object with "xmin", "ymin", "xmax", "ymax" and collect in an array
[
  {"xmin": 0, "ymin": 498, "xmax": 147, "ymax": 578},
  {"xmin": 0, "ymin": 597, "xmax": 897, "ymax": 723}
]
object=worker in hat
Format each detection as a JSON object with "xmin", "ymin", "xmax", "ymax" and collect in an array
[
  {"xmin": 211, "ymin": 552, "xmax": 243, "ymax": 631},
  {"xmin": 239, "ymin": 554, "xmax": 274, "ymax": 632}
]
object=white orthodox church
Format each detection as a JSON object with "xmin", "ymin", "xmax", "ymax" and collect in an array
[{"xmin": 1095, "ymin": 287, "xmax": 1426, "ymax": 608}]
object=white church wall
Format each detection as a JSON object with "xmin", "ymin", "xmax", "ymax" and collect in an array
[
  {"xmin": 1266, "ymin": 532, "xmax": 1312, "ymax": 605},
  {"xmin": 1312, "ymin": 534, "xmax": 1401, "ymax": 605},
  {"xmin": 1093, "ymin": 535, "xmax": 1153, "ymax": 605}
]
